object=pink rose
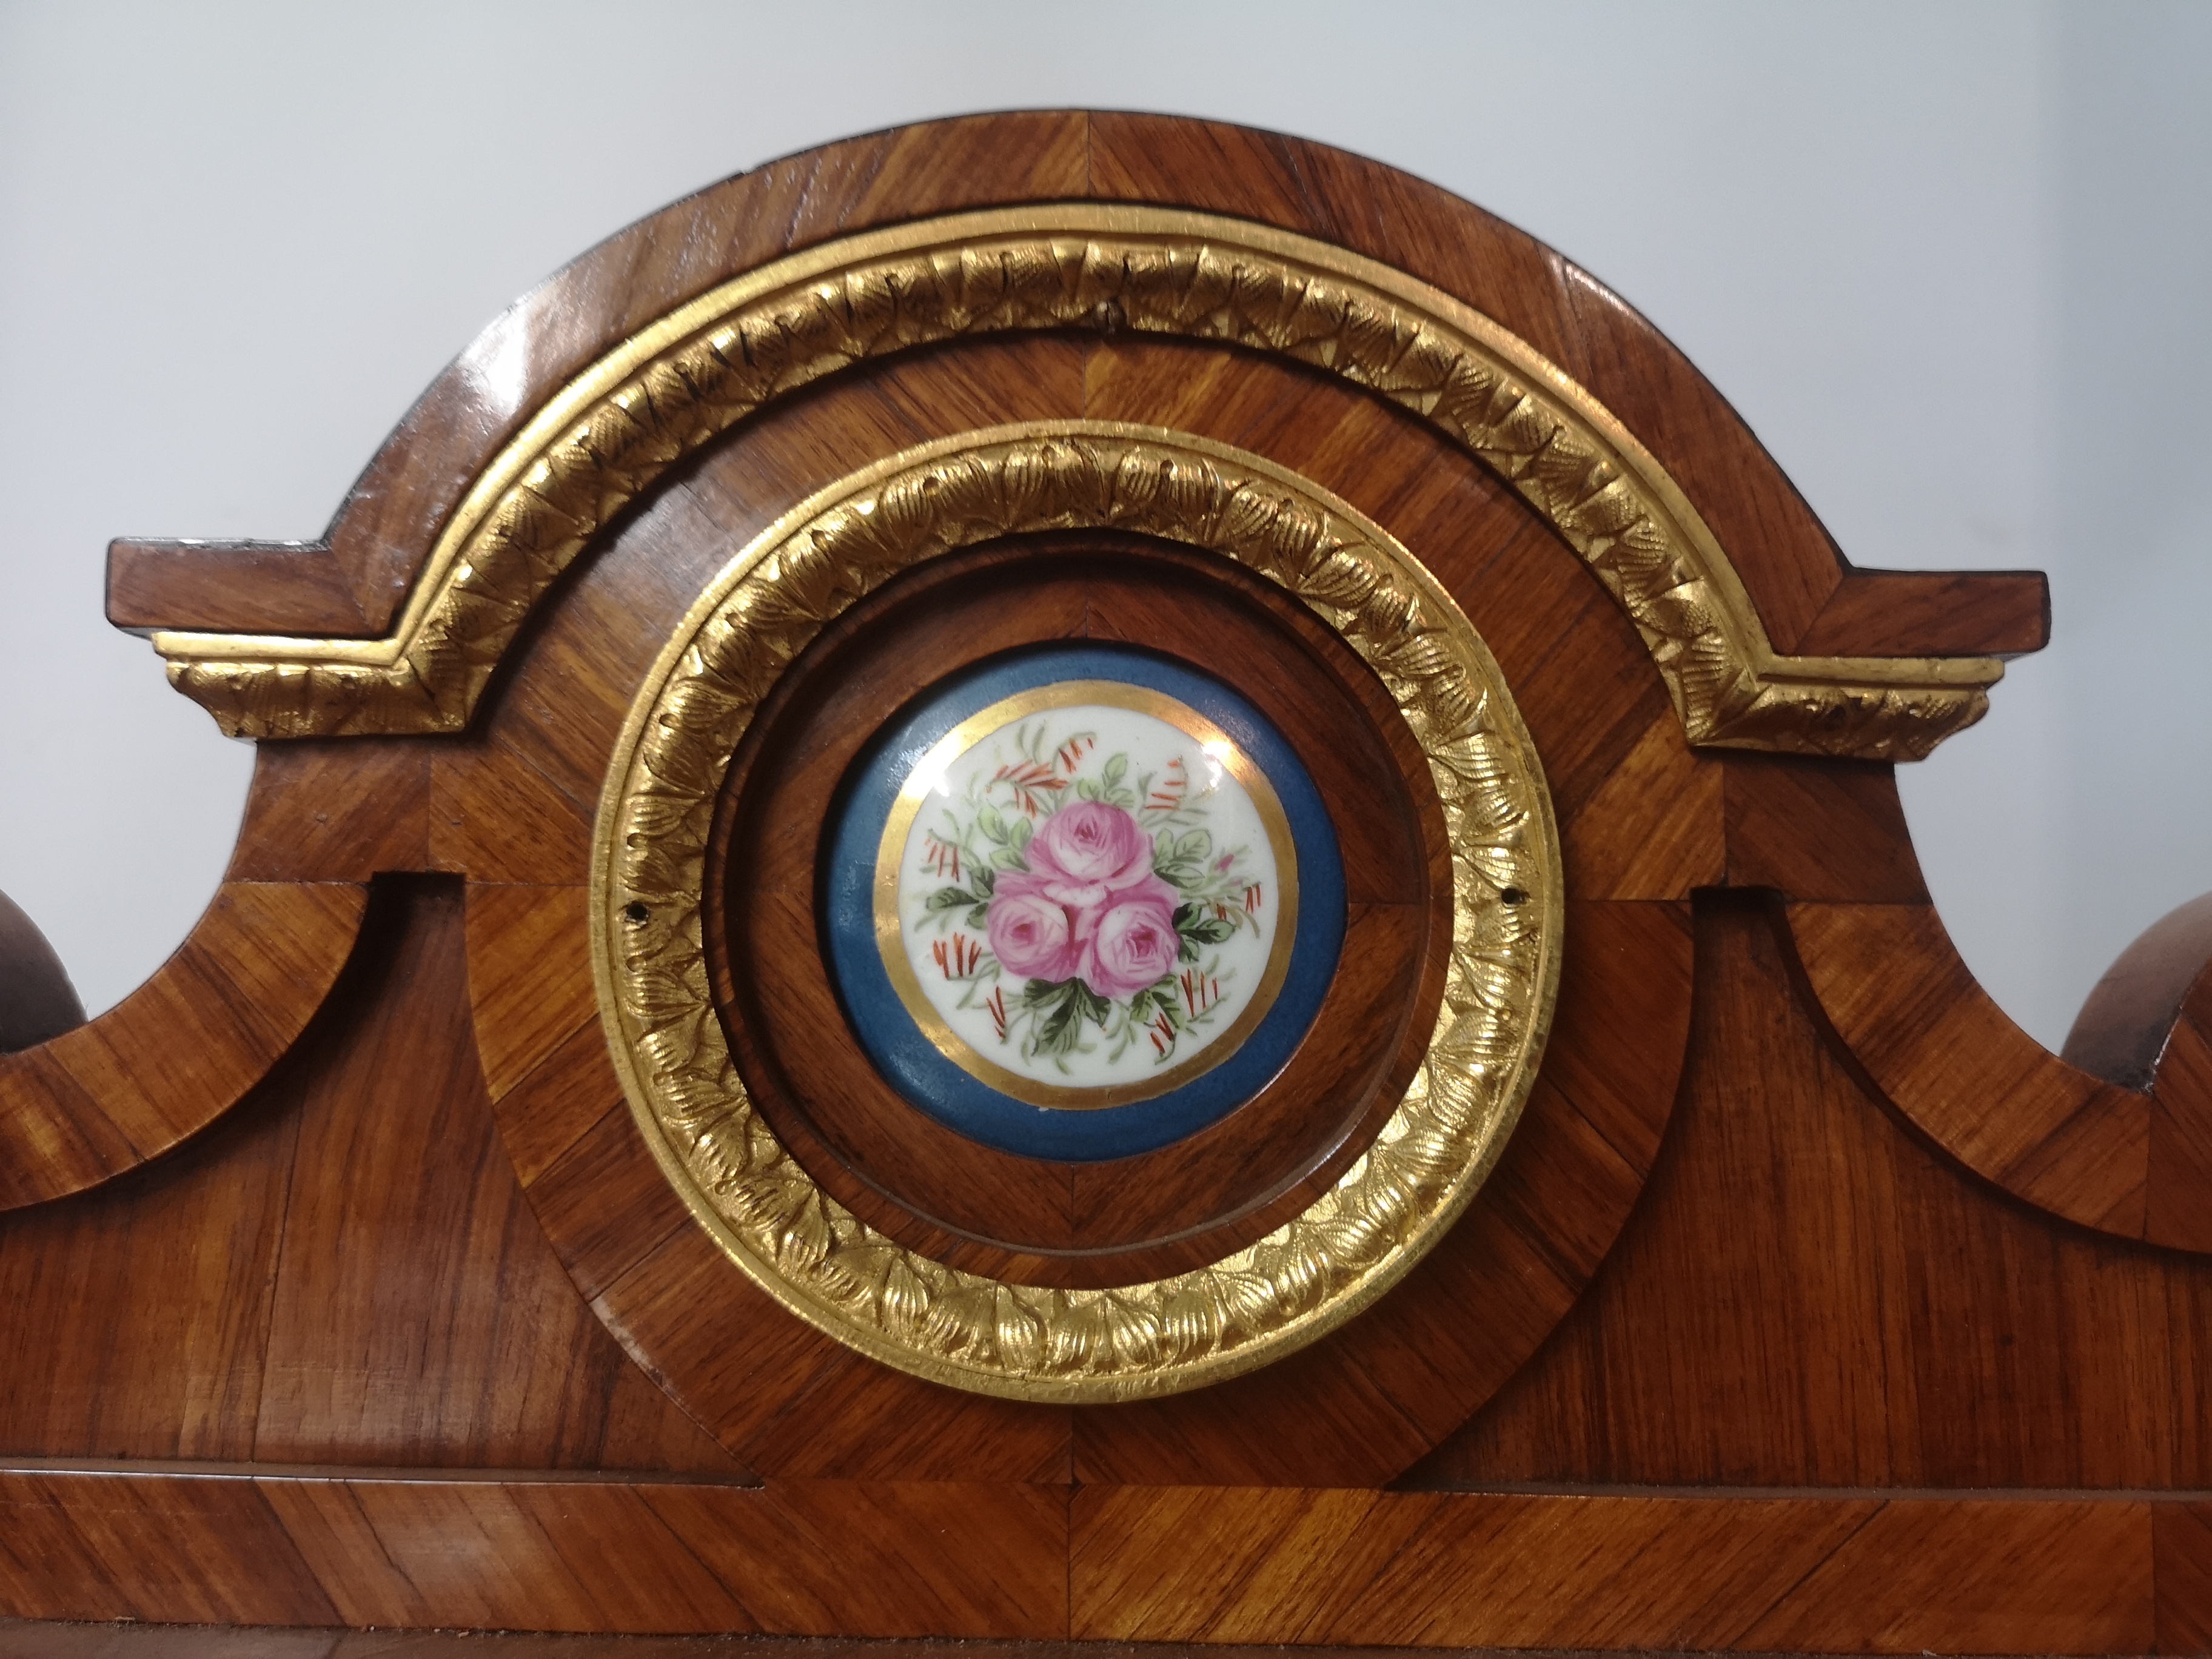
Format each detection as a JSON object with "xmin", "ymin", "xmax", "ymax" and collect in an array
[
  {"xmin": 1027, "ymin": 801, "xmax": 1155, "ymax": 910},
  {"xmin": 1078, "ymin": 876, "xmax": 1182, "ymax": 999},
  {"xmin": 986, "ymin": 873, "xmax": 1081, "ymax": 982}
]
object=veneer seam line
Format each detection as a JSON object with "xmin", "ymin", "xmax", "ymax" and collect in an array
[{"xmin": 0, "ymin": 1458, "xmax": 763, "ymax": 1487}]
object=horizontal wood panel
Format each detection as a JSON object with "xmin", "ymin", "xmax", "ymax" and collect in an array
[
  {"xmin": 0, "ymin": 1472, "xmax": 1067, "ymax": 1637},
  {"xmin": 1071, "ymin": 1485, "xmax": 2159, "ymax": 1654},
  {"xmin": 1, "ymin": 1470, "xmax": 2196, "ymax": 1651},
  {"xmin": 1794, "ymin": 567, "xmax": 2051, "ymax": 658}
]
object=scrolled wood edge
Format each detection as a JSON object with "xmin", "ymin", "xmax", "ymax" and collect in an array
[
  {"xmin": 0, "ymin": 880, "xmax": 368, "ymax": 1211},
  {"xmin": 1785, "ymin": 896, "xmax": 2212, "ymax": 1253},
  {"xmin": 146, "ymin": 206, "xmax": 2001, "ymax": 763}
]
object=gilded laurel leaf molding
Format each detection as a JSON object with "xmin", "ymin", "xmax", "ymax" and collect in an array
[
  {"xmin": 152, "ymin": 204, "xmax": 1999, "ymax": 762},
  {"xmin": 591, "ymin": 421, "xmax": 1564, "ymax": 1402}
]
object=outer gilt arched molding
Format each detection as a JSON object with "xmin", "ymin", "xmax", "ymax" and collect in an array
[{"xmin": 149, "ymin": 206, "xmax": 2001, "ymax": 762}]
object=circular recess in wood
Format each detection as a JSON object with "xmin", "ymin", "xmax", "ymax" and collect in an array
[
  {"xmin": 705, "ymin": 532, "xmax": 1451, "ymax": 1288},
  {"xmin": 820, "ymin": 640, "xmax": 1347, "ymax": 1156}
]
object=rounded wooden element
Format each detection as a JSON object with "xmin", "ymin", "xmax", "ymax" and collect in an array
[
  {"xmin": 592, "ymin": 420, "xmax": 1562, "ymax": 1403},
  {"xmin": 452, "ymin": 326, "xmax": 1718, "ymax": 1477},
  {"xmin": 707, "ymin": 534, "xmax": 1445, "ymax": 1285},
  {"xmin": 47, "ymin": 113, "xmax": 2192, "ymax": 1611},
  {"xmin": 0, "ymin": 891, "xmax": 84, "ymax": 1056}
]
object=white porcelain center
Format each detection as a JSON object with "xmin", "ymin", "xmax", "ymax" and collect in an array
[{"xmin": 876, "ymin": 682, "xmax": 1293, "ymax": 1108}]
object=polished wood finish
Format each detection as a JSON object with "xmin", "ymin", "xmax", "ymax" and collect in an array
[
  {"xmin": 1068, "ymin": 896, "xmax": 1691, "ymax": 1489},
  {"xmin": 0, "ymin": 882, "xmax": 364, "ymax": 1211},
  {"xmin": 437, "ymin": 317, "xmax": 1709, "ymax": 1487},
  {"xmin": 104, "ymin": 112, "xmax": 1093, "ymax": 638},
  {"xmin": 5, "ymin": 113, "xmax": 2193, "ymax": 1648},
  {"xmin": 1425, "ymin": 893, "xmax": 2212, "ymax": 1490},
  {"xmin": 0, "ymin": 880, "xmax": 736, "ymax": 1475},
  {"xmin": 1795, "ymin": 900, "xmax": 2150, "ymax": 1236},
  {"xmin": 2067, "ymin": 891, "xmax": 2212, "ymax": 1088},
  {"xmin": 104, "ymin": 113, "xmax": 2039, "ymax": 668},
  {"xmin": 0, "ymin": 1470, "xmax": 1064, "ymax": 1637},
  {"xmin": 1071, "ymin": 1486, "xmax": 2156, "ymax": 1653},
  {"xmin": 714, "ymin": 534, "xmax": 1446, "ymax": 1283},
  {"xmin": 1794, "ymin": 896, "xmax": 2212, "ymax": 1252},
  {"xmin": 0, "ymin": 891, "xmax": 82, "ymax": 1055},
  {"xmin": 1795, "ymin": 565, "xmax": 2052, "ymax": 659},
  {"xmin": 0, "ymin": 1476, "xmax": 2188, "ymax": 1650}
]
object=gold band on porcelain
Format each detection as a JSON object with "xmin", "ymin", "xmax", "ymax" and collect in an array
[
  {"xmin": 588, "ymin": 419, "xmax": 1563, "ymax": 1403},
  {"xmin": 874, "ymin": 679, "xmax": 1301, "ymax": 1111},
  {"xmin": 156, "ymin": 203, "xmax": 1997, "ymax": 761}
]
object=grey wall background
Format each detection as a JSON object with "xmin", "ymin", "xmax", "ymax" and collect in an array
[{"xmin": 1, "ymin": 0, "xmax": 2207, "ymax": 1053}]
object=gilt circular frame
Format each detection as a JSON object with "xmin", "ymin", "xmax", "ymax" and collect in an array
[{"xmin": 589, "ymin": 419, "xmax": 1564, "ymax": 1403}]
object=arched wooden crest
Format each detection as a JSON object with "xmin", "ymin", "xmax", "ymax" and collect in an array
[{"xmin": 1, "ymin": 113, "xmax": 2204, "ymax": 1654}]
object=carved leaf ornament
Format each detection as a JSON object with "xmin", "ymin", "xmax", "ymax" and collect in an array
[
  {"xmin": 591, "ymin": 424, "xmax": 1563, "ymax": 1401},
  {"xmin": 156, "ymin": 207, "xmax": 1997, "ymax": 761}
]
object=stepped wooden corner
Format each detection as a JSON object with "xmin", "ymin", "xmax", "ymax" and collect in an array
[{"xmin": 4, "ymin": 113, "xmax": 2205, "ymax": 1655}]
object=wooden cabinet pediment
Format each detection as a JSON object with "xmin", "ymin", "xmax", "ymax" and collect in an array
[{"xmin": 2, "ymin": 113, "xmax": 2204, "ymax": 1656}]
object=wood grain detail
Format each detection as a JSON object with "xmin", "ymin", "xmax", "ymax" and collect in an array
[
  {"xmin": 0, "ymin": 879, "xmax": 745, "ymax": 1480},
  {"xmin": 225, "ymin": 743, "xmax": 429, "ymax": 882},
  {"xmin": 2157, "ymin": 1498, "xmax": 2212, "ymax": 1652},
  {"xmin": 1069, "ymin": 899, "xmax": 1691, "ymax": 1487},
  {"xmin": 0, "ymin": 882, "xmax": 366, "ymax": 1212},
  {"xmin": 2151, "ymin": 1013, "xmax": 2212, "ymax": 1254},
  {"xmin": 469, "ymin": 893, "xmax": 1077, "ymax": 1486},
  {"xmin": 28, "ymin": 107, "xmax": 2191, "ymax": 1651},
  {"xmin": 1795, "ymin": 566, "xmax": 2051, "ymax": 659},
  {"xmin": 1428, "ymin": 894, "xmax": 2212, "ymax": 1490},
  {"xmin": 1724, "ymin": 756, "xmax": 1929, "ymax": 902},
  {"xmin": 1703, "ymin": 744, "xmax": 2212, "ymax": 1253},
  {"xmin": 1792, "ymin": 900, "xmax": 2159, "ymax": 1242},
  {"xmin": 0, "ymin": 1470, "xmax": 1067, "ymax": 1637},
  {"xmin": 432, "ymin": 320, "xmax": 1712, "ymax": 1480},
  {"xmin": 2066, "ymin": 891, "xmax": 2212, "ymax": 1089},
  {"xmin": 463, "ymin": 885, "xmax": 597, "ymax": 1102},
  {"xmin": 711, "ymin": 535, "xmax": 1447, "ymax": 1282},
  {"xmin": 1069, "ymin": 1485, "xmax": 2154, "ymax": 1654},
  {"xmin": 462, "ymin": 828, "xmax": 1692, "ymax": 1484},
  {"xmin": 250, "ymin": 880, "xmax": 734, "ymax": 1473},
  {"xmin": 1085, "ymin": 112, "xmax": 2037, "ymax": 662}
]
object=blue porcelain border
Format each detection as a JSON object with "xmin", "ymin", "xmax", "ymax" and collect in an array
[{"xmin": 819, "ymin": 643, "xmax": 1347, "ymax": 1162}]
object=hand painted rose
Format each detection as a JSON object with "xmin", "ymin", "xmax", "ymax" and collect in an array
[
  {"xmin": 984, "ymin": 873, "xmax": 1081, "ymax": 983},
  {"xmin": 1025, "ymin": 800, "xmax": 1155, "ymax": 910},
  {"xmin": 1078, "ymin": 876, "xmax": 1182, "ymax": 1000}
]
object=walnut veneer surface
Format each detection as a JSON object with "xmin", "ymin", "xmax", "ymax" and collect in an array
[{"xmin": 3, "ymin": 113, "xmax": 2205, "ymax": 1654}]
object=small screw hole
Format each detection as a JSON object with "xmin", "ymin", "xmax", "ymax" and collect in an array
[
  {"xmin": 1500, "ymin": 886, "xmax": 1527, "ymax": 907},
  {"xmin": 623, "ymin": 902, "xmax": 651, "ymax": 925}
]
